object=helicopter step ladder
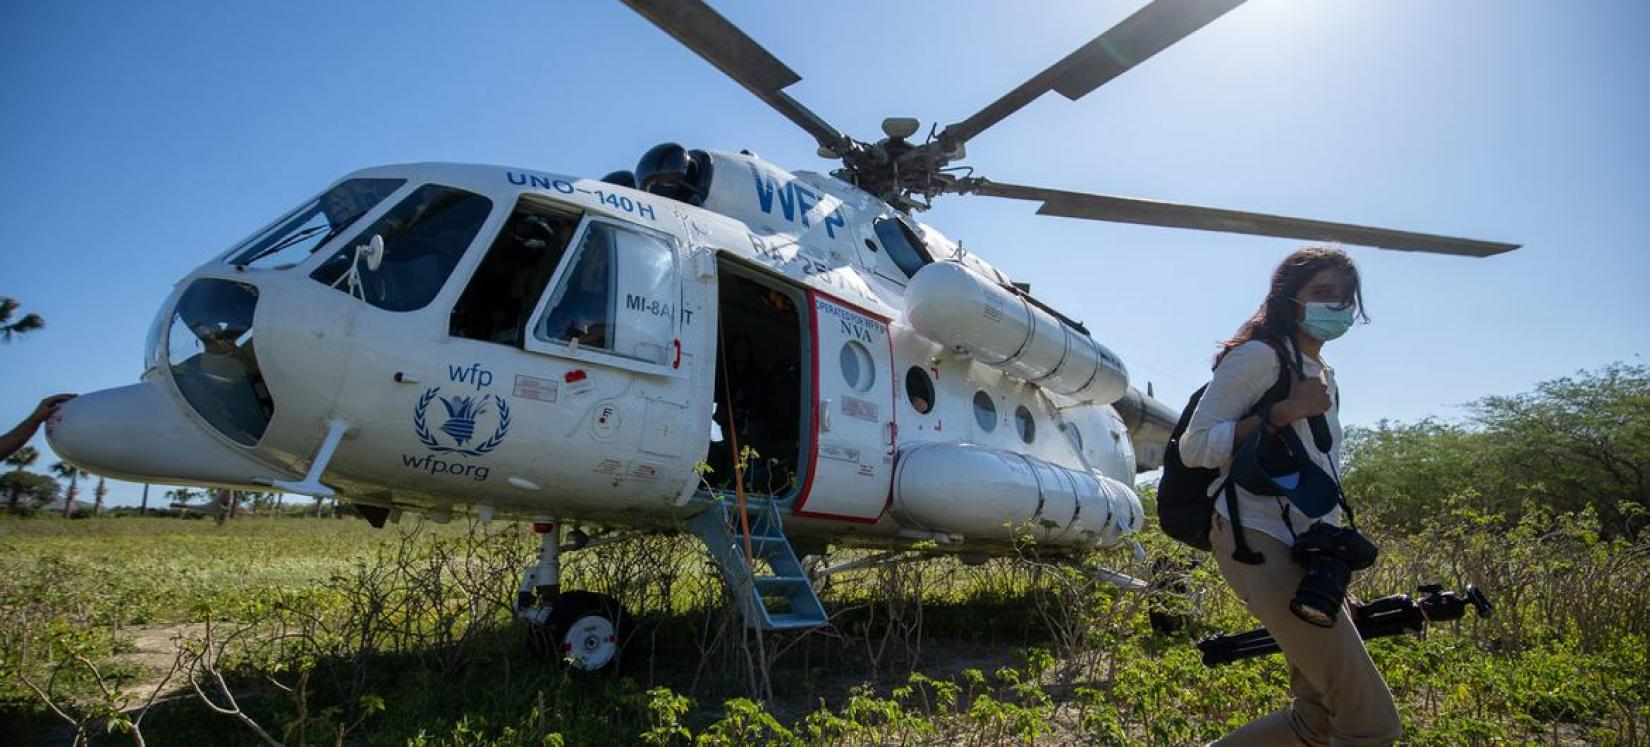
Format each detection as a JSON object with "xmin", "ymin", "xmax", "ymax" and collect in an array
[{"xmin": 687, "ymin": 498, "xmax": 828, "ymax": 631}]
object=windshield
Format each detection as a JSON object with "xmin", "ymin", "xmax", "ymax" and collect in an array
[
  {"xmin": 309, "ymin": 184, "xmax": 494, "ymax": 312},
  {"xmin": 166, "ymin": 279, "xmax": 271, "ymax": 446},
  {"xmin": 225, "ymin": 178, "xmax": 405, "ymax": 269}
]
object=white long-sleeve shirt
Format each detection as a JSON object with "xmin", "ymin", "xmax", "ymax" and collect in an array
[{"xmin": 1179, "ymin": 338, "xmax": 1343, "ymax": 547}]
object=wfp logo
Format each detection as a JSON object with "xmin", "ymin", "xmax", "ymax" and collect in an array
[{"xmin": 413, "ymin": 387, "xmax": 510, "ymax": 457}]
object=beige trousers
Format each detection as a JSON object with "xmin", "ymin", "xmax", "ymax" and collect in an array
[{"xmin": 1208, "ymin": 513, "xmax": 1403, "ymax": 747}]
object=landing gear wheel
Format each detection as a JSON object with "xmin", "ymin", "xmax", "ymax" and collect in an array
[
  {"xmin": 534, "ymin": 591, "xmax": 629, "ymax": 673},
  {"xmin": 803, "ymin": 554, "xmax": 831, "ymax": 593}
]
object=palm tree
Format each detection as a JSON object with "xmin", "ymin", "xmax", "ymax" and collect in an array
[
  {"xmin": 243, "ymin": 491, "xmax": 278, "ymax": 515},
  {"xmin": 166, "ymin": 487, "xmax": 202, "ymax": 517},
  {"xmin": 214, "ymin": 488, "xmax": 235, "ymax": 524},
  {"xmin": 0, "ymin": 297, "xmax": 45, "ymax": 343},
  {"xmin": 5, "ymin": 445, "xmax": 39, "ymax": 513},
  {"xmin": 92, "ymin": 476, "xmax": 108, "ymax": 518},
  {"xmin": 51, "ymin": 462, "xmax": 89, "ymax": 518}
]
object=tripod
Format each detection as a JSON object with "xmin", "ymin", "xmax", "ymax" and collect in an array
[{"xmin": 1196, "ymin": 584, "xmax": 1493, "ymax": 667}]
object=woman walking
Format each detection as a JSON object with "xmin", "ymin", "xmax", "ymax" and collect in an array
[{"xmin": 1179, "ymin": 247, "xmax": 1402, "ymax": 746}]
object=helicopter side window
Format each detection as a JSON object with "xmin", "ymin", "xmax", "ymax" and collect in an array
[
  {"xmin": 450, "ymin": 200, "xmax": 580, "ymax": 347},
  {"xmin": 1015, "ymin": 405, "xmax": 1036, "ymax": 443},
  {"xmin": 872, "ymin": 216, "xmax": 933, "ymax": 279},
  {"xmin": 534, "ymin": 221, "xmax": 678, "ymax": 365},
  {"xmin": 225, "ymin": 178, "xmax": 405, "ymax": 269},
  {"xmin": 310, "ymin": 184, "xmax": 494, "ymax": 312}
]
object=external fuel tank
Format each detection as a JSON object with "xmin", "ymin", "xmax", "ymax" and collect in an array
[
  {"xmin": 891, "ymin": 442, "xmax": 1144, "ymax": 547},
  {"xmin": 903, "ymin": 262, "xmax": 1129, "ymax": 405}
]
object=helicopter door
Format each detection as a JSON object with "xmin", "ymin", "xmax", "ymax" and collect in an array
[{"xmin": 795, "ymin": 291, "xmax": 895, "ymax": 523}]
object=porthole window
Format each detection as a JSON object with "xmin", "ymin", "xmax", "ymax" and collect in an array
[
  {"xmin": 905, "ymin": 366, "xmax": 934, "ymax": 414},
  {"xmin": 972, "ymin": 391, "xmax": 997, "ymax": 432},
  {"xmin": 1015, "ymin": 405, "xmax": 1036, "ymax": 443},
  {"xmin": 839, "ymin": 341, "xmax": 874, "ymax": 392}
]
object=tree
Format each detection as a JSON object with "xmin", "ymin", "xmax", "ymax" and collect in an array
[
  {"xmin": 0, "ymin": 297, "xmax": 45, "ymax": 343},
  {"xmin": 1342, "ymin": 418, "xmax": 1490, "ymax": 526},
  {"xmin": 0, "ymin": 471, "xmax": 59, "ymax": 512},
  {"xmin": 51, "ymin": 462, "xmax": 90, "ymax": 518},
  {"xmin": 166, "ymin": 487, "xmax": 202, "ymax": 517},
  {"xmin": 243, "ymin": 491, "xmax": 280, "ymax": 514},
  {"xmin": 1472, "ymin": 362, "xmax": 1650, "ymax": 535},
  {"xmin": 92, "ymin": 476, "xmax": 108, "ymax": 518},
  {"xmin": 214, "ymin": 489, "xmax": 241, "ymax": 525},
  {"xmin": 1343, "ymin": 363, "xmax": 1650, "ymax": 537},
  {"xmin": 5, "ymin": 445, "xmax": 40, "ymax": 513},
  {"xmin": 166, "ymin": 487, "xmax": 201, "ymax": 505}
]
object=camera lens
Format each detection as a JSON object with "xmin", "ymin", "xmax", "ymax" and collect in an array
[
  {"xmin": 1291, "ymin": 556, "xmax": 1351, "ymax": 628},
  {"xmin": 1289, "ymin": 595, "xmax": 1339, "ymax": 627}
]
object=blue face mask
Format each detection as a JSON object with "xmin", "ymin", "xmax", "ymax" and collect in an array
[{"xmin": 1300, "ymin": 302, "xmax": 1356, "ymax": 341}]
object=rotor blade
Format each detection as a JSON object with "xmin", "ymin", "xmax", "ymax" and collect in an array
[
  {"xmin": 941, "ymin": 0, "xmax": 1246, "ymax": 148},
  {"xmin": 966, "ymin": 181, "xmax": 1519, "ymax": 257},
  {"xmin": 619, "ymin": 0, "xmax": 851, "ymax": 151}
]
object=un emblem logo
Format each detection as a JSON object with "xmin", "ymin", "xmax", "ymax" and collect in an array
[{"xmin": 413, "ymin": 387, "xmax": 510, "ymax": 456}]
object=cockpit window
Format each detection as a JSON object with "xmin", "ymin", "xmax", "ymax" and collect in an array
[
  {"xmin": 873, "ymin": 217, "xmax": 932, "ymax": 279},
  {"xmin": 310, "ymin": 184, "xmax": 494, "ymax": 312},
  {"xmin": 226, "ymin": 178, "xmax": 404, "ymax": 269},
  {"xmin": 167, "ymin": 279, "xmax": 271, "ymax": 446},
  {"xmin": 451, "ymin": 199, "xmax": 580, "ymax": 347},
  {"xmin": 534, "ymin": 221, "xmax": 678, "ymax": 365}
]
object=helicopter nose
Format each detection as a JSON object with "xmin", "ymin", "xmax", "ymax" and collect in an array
[{"xmin": 46, "ymin": 380, "xmax": 283, "ymax": 487}]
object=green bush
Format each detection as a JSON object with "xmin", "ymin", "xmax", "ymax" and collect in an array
[{"xmin": 1345, "ymin": 363, "xmax": 1650, "ymax": 537}]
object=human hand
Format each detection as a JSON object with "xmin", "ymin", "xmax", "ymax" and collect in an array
[
  {"xmin": 1277, "ymin": 373, "xmax": 1331, "ymax": 423},
  {"xmin": 30, "ymin": 394, "xmax": 76, "ymax": 424}
]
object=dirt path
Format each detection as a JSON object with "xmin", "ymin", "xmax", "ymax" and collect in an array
[{"xmin": 114, "ymin": 622, "xmax": 202, "ymax": 707}]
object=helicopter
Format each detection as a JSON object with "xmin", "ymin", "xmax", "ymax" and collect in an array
[{"xmin": 43, "ymin": 0, "xmax": 1516, "ymax": 672}]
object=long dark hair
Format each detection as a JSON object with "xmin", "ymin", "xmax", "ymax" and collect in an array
[{"xmin": 1214, "ymin": 246, "xmax": 1369, "ymax": 367}]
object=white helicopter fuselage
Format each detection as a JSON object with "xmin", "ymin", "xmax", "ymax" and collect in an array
[{"xmin": 48, "ymin": 152, "xmax": 1172, "ymax": 554}]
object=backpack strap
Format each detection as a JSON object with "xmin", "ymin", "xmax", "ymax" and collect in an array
[
  {"xmin": 1254, "ymin": 337, "xmax": 1295, "ymax": 407},
  {"xmin": 1217, "ymin": 338, "xmax": 1296, "ymax": 565},
  {"xmin": 1257, "ymin": 336, "xmax": 1334, "ymax": 452},
  {"xmin": 1262, "ymin": 337, "xmax": 1356, "ymax": 529},
  {"xmin": 1223, "ymin": 479, "xmax": 1265, "ymax": 564}
]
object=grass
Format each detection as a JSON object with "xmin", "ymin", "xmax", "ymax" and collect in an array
[
  {"xmin": 1, "ymin": 518, "xmax": 393, "ymax": 624},
  {"xmin": 2, "ymin": 508, "xmax": 1646, "ymax": 745}
]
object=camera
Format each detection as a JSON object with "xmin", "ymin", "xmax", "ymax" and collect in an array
[{"xmin": 1289, "ymin": 523, "xmax": 1380, "ymax": 627}]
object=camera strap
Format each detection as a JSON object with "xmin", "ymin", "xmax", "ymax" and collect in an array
[
  {"xmin": 1280, "ymin": 498, "xmax": 1299, "ymax": 541},
  {"xmin": 1324, "ymin": 452, "xmax": 1357, "ymax": 530},
  {"xmin": 1286, "ymin": 338, "xmax": 1357, "ymax": 530}
]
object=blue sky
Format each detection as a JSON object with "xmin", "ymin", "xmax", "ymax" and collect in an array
[{"xmin": 3, "ymin": 1, "xmax": 1646, "ymax": 507}]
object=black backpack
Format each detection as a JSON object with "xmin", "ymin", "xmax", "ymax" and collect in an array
[{"xmin": 1157, "ymin": 339, "xmax": 1294, "ymax": 560}]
